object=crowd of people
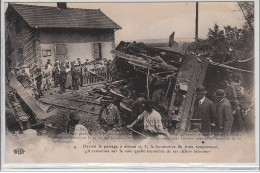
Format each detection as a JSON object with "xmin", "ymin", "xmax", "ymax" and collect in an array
[
  {"xmin": 92, "ymin": 85, "xmax": 250, "ymax": 140},
  {"xmin": 8, "ymin": 59, "xmax": 252, "ymax": 139},
  {"xmin": 33, "ymin": 58, "xmax": 111, "ymax": 97},
  {"xmin": 191, "ymin": 86, "xmax": 252, "ymax": 136}
]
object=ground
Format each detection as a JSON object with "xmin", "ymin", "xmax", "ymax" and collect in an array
[{"xmin": 37, "ymin": 82, "xmax": 132, "ymax": 139}]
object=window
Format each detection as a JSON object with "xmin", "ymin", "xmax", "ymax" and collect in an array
[
  {"xmin": 42, "ymin": 49, "xmax": 52, "ymax": 57},
  {"xmin": 55, "ymin": 44, "xmax": 67, "ymax": 62},
  {"xmin": 56, "ymin": 44, "xmax": 66, "ymax": 55},
  {"xmin": 15, "ymin": 19, "xmax": 21, "ymax": 34},
  {"xmin": 93, "ymin": 43, "xmax": 102, "ymax": 60}
]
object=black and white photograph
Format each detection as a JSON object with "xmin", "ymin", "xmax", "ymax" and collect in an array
[{"xmin": 1, "ymin": 0, "xmax": 259, "ymax": 170}]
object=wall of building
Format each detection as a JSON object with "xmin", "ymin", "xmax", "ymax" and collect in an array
[
  {"xmin": 5, "ymin": 6, "xmax": 39, "ymax": 68},
  {"xmin": 5, "ymin": 6, "xmax": 116, "ymax": 69},
  {"xmin": 67, "ymin": 42, "xmax": 114, "ymax": 62},
  {"xmin": 39, "ymin": 41, "xmax": 114, "ymax": 64},
  {"xmin": 39, "ymin": 28, "xmax": 115, "ymax": 44},
  {"xmin": 39, "ymin": 44, "xmax": 56, "ymax": 67},
  {"xmin": 38, "ymin": 28, "xmax": 115, "ymax": 63}
]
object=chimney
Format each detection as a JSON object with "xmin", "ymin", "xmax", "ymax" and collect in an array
[{"xmin": 57, "ymin": 2, "xmax": 67, "ymax": 9}]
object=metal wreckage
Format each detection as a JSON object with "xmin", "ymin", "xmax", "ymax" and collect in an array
[{"xmin": 6, "ymin": 41, "xmax": 210, "ymax": 139}]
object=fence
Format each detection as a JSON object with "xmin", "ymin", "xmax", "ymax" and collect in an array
[{"xmin": 82, "ymin": 66, "xmax": 112, "ymax": 85}]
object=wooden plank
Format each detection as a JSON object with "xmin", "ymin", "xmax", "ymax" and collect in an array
[
  {"xmin": 69, "ymin": 98, "xmax": 101, "ymax": 105},
  {"xmin": 167, "ymin": 55, "xmax": 205, "ymax": 132},
  {"xmin": 41, "ymin": 101, "xmax": 99, "ymax": 115},
  {"xmin": 8, "ymin": 72, "xmax": 57, "ymax": 120},
  {"xmin": 186, "ymin": 58, "xmax": 209, "ymax": 131},
  {"xmin": 179, "ymin": 59, "xmax": 201, "ymax": 131}
]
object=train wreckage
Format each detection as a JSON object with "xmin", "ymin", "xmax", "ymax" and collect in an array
[{"xmin": 6, "ymin": 41, "xmax": 209, "ymax": 138}]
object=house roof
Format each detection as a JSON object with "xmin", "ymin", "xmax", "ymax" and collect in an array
[{"xmin": 9, "ymin": 3, "xmax": 121, "ymax": 29}]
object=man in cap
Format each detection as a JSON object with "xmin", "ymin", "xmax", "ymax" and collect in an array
[
  {"xmin": 59, "ymin": 66, "xmax": 67, "ymax": 94},
  {"xmin": 35, "ymin": 68, "xmax": 44, "ymax": 98},
  {"xmin": 52, "ymin": 62, "xmax": 60, "ymax": 88},
  {"xmin": 98, "ymin": 98, "xmax": 122, "ymax": 132},
  {"xmin": 42, "ymin": 64, "xmax": 51, "ymax": 90},
  {"xmin": 77, "ymin": 58, "xmax": 83, "ymax": 87},
  {"xmin": 214, "ymin": 89, "xmax": 233, "ymax": 136},
  {"xmin": 47, "ymin": 59, "xmax": 53, "ymax": 66},
  {"xmin": 46, "ymin": 59, "xmax": 53, "ymax": 81},
  {"xmin": 193, "ymin": 86, "xmax": 216, "ymax": 136},
  {"xmin": 71, "ymin": 62, "xmax": 80, "ymax": 90}
]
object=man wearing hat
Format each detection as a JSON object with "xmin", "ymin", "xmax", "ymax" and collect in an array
[
  {"xmin": 59, "ymin": 65, "xmax": 67, "ymax": 94},
  {"xmin": 35, "ymin": 68, "xmax": 44, "ymax": 98},
  {"xmin": 71, "ymin": 62, "xmax": 80, "ymax": 90},
  {"xmin": 42, "ymin": 64, "xmax": 51, "ymax": 90},
  {"xmin": 214, "ymin": 89, "xmax": 233, "ymax": 136},
  {"xmin": 98, "ymin": 98, "xmax": 122, "ymax": 132},
  {"xmin": 52, "ymin": 62, "xmax": 60, "ymax": 88},
  {"xmin": 47, "ymin": 59, "xmax": 53, "ymax": 66},
  {"xmin": 193, "ymin": 86, "xmax": 216, "ymax": 136},
  {"xmin": 77, "ymin": 58, "xmax": 83, "ymax": 87}
]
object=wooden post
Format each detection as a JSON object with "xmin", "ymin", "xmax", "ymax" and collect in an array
[{"xmin": 195, "ymin": 2, "xmax": 199, "ymax": 40}]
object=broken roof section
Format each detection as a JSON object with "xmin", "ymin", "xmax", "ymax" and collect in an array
[{"xmin": 8, "ymin": 3, "xmax": 122, "ymax": 29}]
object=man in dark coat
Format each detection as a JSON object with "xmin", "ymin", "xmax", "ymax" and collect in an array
[
  {"xmin": 77, "ymin": 58, "xmax": 83, "ymax": 87},
  {"xmin": 59, "ymin": 66, "xmax": 67, "ymax": 94},
  {"xmin": 71, "ymin": 62, "xmax": 80, "ymax": 90},
  {"xmin": 231, "ymin": 100, "xmax": 242, "ymax": 133},
  {"xmin": 214, "ymin": 89, "xmax": 233, "ymax": 136},
  {"xmin": 35, "ymin": 68, "xmax": 44, "ymax": 98},
  {"xmin": 193, "ymin": 86, "xmax": 216, "ymax": 136},
  {"xmin": 53, "ymin": 63, "xmax": 60, "ymax": 88}
]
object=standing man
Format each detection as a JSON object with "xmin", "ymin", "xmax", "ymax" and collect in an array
[
  {"xmin": 71, "ymin": 62, "xmax": 80, "ymax": 90},
  {"xmin": 98, "ymin": 98, "xmax": 122, "ymax": 132},
  {"xmin": 77, "ymin": 58, "xmax": 83, "ymax": 87},
  {"xmin": 53, "ymin": 62, "xmax": 60, "ymax": 88},
  {"xmin": 214, "ymin": 89, "xmax": 233, "ymax": 136},
  {"xmin": 47, "ymin": 59, "xmax": 53, "ymax": 67},
  {"xmin": 35, "ymin": 68, "xmax": 44, "ymax": 98},
  {"xmin": 42, "ymin": 64, "xmax": 51, "ymax": 90},
  {"xmin": 193, "ymin": 86, "xmax": 216, "ymax": 136},
  {"xmin": 59, "ymin": 66, "xmax": 67, "ymax": 94}
]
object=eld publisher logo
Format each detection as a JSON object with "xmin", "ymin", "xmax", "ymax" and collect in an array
[{"xmin": 13, "ymin": 148, "xmax": 25, "ymax": 155}]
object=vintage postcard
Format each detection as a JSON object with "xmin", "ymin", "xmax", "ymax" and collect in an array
[{"xmin": 1, "ymin": 0, "xmax": 259, "ymax": 171}]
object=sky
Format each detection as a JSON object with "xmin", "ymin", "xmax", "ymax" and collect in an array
[{"xmin": 5, "ymin": 2, "xmax": 245, "ymax": 43}]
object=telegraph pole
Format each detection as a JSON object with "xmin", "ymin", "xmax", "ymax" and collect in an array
[{"xmin": 195, "ymin": 2, "xmax": 199, "ymax": 41}]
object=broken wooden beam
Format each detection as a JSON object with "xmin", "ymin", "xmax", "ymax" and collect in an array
[
  {"xmin": 8, "ymin": 72, "xmax": 57, "ymax": 120},
  {"xmin": 41, "ymin": 101, "xmax": 99, "ymax": 115},
  {"xmin": 69, "ymin": 98, "xmax": 101, "ymax": 106},
  {"xmin": 87, "ymin": 70, "xmax": 110, "ymax": 82}
]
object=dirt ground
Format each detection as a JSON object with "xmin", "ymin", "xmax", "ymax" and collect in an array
[{"xmin": 37, "ymin": 82, "xmax": 132, "ymax": 139}]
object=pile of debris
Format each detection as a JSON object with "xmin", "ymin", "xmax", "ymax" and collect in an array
[
  {"xmin": 5, "ymin": 41, "xmax": 210, "ymax": 139},
  {"xmin": 110, "ymin": 41, "xmax": 209, "ymax": 132}
]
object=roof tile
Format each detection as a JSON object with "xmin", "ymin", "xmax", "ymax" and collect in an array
[{"xmin": 10, "ymin": 3, "xmax": 121, "ymax": 29}]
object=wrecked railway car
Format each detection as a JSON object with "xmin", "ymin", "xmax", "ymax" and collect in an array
[
  {"xmin": 5, "ymin": 40, "xmax": 209, "ymax": 137},
  {"xmin": 111, "ymin": 41, "xmax": 209, "ymax": 132}
]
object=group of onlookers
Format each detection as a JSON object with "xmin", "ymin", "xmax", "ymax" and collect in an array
[
  {"xmin": 33, "ymin": 58, "xmax": 111, "ymax": 95},
  {"xmin": 192, "ymin": 85, "xmax": 252, "ymax": 136}
]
